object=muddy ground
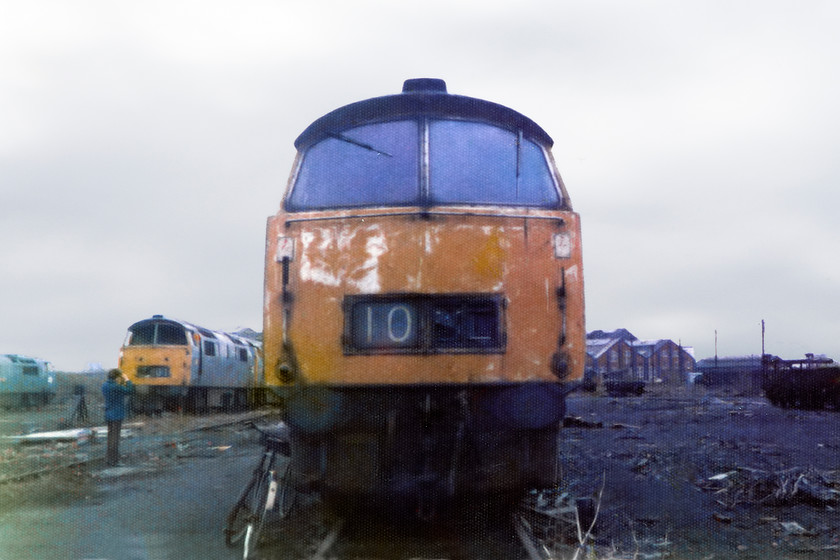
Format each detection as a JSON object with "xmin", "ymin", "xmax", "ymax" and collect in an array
[
  {"xmin": 3, "ymin": 380, "xmax": 840, "ymax": 559},
  {"xmin": 558, "ymin": 389, "xmax": 840, "ymax": 559},
  {"xmin": 0, "ymin": 372, "xmax": 262, "ymax": 486}
]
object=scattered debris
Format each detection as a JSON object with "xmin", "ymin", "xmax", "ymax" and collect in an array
[
  {"xmin": 3, "ymin": 428, "xmax": 98, "ymax": 444},
  {"xmin": 712, "ymin": 512, "xmax": 733, "ymax": 523},
  {"xmin": 611, "ymin": 423, "xmax": 642, "ymax": 430},
  {"xmin": 3, "ymin": 426, "xmax": 137, "ymax": 444},
  {"xmin": 698, "ymin": 466, "xmax": 840, "ymax": 507},
  {"xmin": 632, "ymin": 454, "xmax": 654, "ymax": 474},
  {"xmin": 708, "ymin": 471, "xmax": 738, "ymax": 481},
  {"xmin": 520, "ymin": 489, "xmax": 598, "ymax": 550},
  {"xmin": 780, "ymin": 521, "xmax": 816, "ymax": 536},
  {"xmin": 563, "ymin": 416, "xmax": 604, "ymax": 429}
]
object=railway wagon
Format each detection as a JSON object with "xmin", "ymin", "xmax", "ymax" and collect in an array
[
  {"xmin": 763, "ymin": 353, "xmax": 840, "ymax": 410},
  {"xmin": 263, "ymin": 79, "xmax": 585, "ymax": 514},
  {"xmin": 0, "ymin": 354, "xmax": 55, "ymax": 408},
  {"xmin": 118, "ymin": 315, "xmax": 263, "ymax": 413}
]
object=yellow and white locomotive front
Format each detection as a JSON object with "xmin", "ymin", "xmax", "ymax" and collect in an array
[
  {"xmin": 119, "ymin": 315, "xmax": 262, "ymax": 412},
  {"xmin": 264, "ymin": 79, "xmax": 585, "ymax": 509},
  {"xmin": 119, "ymin": 315, "xmax": 196, "ymax": 411}
]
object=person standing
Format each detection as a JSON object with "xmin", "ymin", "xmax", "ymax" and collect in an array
[{"xmin": 102, "ymin": 368, "xmax": 133, "ymax": 466}]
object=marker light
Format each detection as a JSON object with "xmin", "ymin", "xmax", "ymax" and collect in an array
[{"xmin": 553, "ymin": 233, "xmax": 571, "ymax": 259}]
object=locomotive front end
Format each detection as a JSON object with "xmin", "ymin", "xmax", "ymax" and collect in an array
[
  {"xmin": 263, "ymin": 79, "xmax": 584, "ymax": 512},
  {"xmin": 119, "ymin": 316, "xmax": 196, "ymax": 412},
  {"xmin": 119, "ymin": 315, "xmax": 262, "ymax": 412}
]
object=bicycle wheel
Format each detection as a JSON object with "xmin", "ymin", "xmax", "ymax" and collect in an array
[
  {"xmin": 225, "ymin": 476, "xmax": 260, "ymax": 547},
  {"xmin": 275, "ymin": 460, "xmax": 296, "ymax": 518},
  {"xmin": 243, "ymin": 469, "xmax": 276, "ymax": 559}
]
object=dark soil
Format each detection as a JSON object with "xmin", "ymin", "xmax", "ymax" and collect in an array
[
  {"xmin": 559, "ymin": 389, "xmax": 840, "ymax": 558},
  {"xmin": 4, "ymin": 379, "xmax": 840, "ymax": 559}
]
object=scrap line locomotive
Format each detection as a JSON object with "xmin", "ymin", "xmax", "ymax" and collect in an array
[
  {"xmin": 118, "ymin": 315, "xmax": 264, "ymax": 413},
  {"xmin": 0, "ymin": 354, "xmax": 55, "ymax": 408},
  {"xmin": 263, "ymin": 79, "xmax": 586, "ymax": 514},
  {"xmin": 763, "ymin": 353, "xmax": 840, "ymax": 410}
]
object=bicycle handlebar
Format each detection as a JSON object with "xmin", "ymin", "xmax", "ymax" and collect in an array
[{"xmin": 247, "ymin": 421, "xmax": 291, "ymax": 456}]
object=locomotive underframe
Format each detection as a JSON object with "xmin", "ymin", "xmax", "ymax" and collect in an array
[
  {"xmin": 0, "ymin": 390, "xmax": 54, "ymax": 409},
  {"xmin": 278, "ymin": 383, "xmax": 570, "ymax": 513},
  {"xmin": 132, "ymin": 384, "xmax": 256, "ymax": 414}
]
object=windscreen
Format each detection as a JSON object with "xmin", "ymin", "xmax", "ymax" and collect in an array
[
  {"xmin": 429, "ymin": 121, "xmax": 559, "ymax": 206},
  {"xmin": 288, "ymin": 121, "xmax": 420, "ymax": 210},
  {"xmin": 286, "ymin": 119, "xmax": 561, "ymax": 211},
  {"xmin": 127, "ymin": 322, "xmax": 188, "ymax": 346}
]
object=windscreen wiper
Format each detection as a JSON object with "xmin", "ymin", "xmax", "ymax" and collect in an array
[{"xmin": 327, "ymin": 131, "xmax": 392, "ymax": 157}]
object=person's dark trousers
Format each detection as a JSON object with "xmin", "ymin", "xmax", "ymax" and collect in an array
[{"xmin": 106, "ymin": 420, "xmax": 122, "ymax": 466}]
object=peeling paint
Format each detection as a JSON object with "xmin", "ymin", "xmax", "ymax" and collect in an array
[
  {"xmin": 348, "ymin": 230, "xmax": 387, "ymax": 293},
  {"xmin": 265, "ymin": 211, "xmax": 585, "ymax": 386},
  {"xmin": 299, "ymin": 229, "xmax": 342, "ymax": 287},
  {"xmin": 336, "ymin": 228, "xmax": 358, "ymax": 250},
  {"xmin": 297, "ymin": 225, "xmax": 389, "ymax": 292}
]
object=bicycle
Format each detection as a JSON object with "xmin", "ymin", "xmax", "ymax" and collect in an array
[{"xmin": 225, "ymin": 421, "xmax": 295, "ymax": 559}]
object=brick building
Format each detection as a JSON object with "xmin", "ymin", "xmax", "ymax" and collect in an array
[{"xmin": 586, "ymin": 329, "xmax": 695, "ymax": 387}]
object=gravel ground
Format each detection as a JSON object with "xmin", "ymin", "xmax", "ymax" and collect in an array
[
  {"xmin": 558, "ymin": 390, "xmax": 840, "ymax": 559},
  {"xmin": 4, "ymin": 382, "xmax": 840, "ymax": 559}
]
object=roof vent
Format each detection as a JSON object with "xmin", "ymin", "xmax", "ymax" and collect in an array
[{"xmin": 402, "ymin": 78, "xmax": 447, "ymax": 93}]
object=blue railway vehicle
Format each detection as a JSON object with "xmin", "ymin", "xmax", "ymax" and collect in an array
[
  {"xmin": 118, "ymin": 315, "xmax": 264, "ymax": 413},
  {"xmin": 0, "ymin": 354, "xmax": 56, "ymax": 408}
]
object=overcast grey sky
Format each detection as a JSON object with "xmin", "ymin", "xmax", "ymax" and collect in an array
[{"xmin": 2, "ymin": 0, "xmax": 838, "ymax": 371}]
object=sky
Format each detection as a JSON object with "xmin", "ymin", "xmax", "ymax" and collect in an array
[{"xmin": 2, "ymin": 0, "xmax": 838, "ymax": 371}]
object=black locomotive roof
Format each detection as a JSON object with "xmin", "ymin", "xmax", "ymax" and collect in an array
[
  {"xmin": 129, "ymin": 315, "xmax": 214, "ymax": 336},
  {"xmin": 294, "ymin": 78, "xmax": 554, "ymax": 150},
  {"xmin": 129, "ymin": 315, "xmax": 260, "ymax": 346}
]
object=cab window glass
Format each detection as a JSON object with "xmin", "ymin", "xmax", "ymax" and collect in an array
[
  {"xmin": 429, "ymin": 121, "xmax": 559, "ymax": 207},
  {"xmin": 156, "ymin": 323, "xmax": 188, "ymax": 345},
  {"xmin": 287, "ymin": 120, "xmax": 419, "ymax": 210},
  {"xmin": 129, "ymin": 324, "xmax": 155, "ymax": 345},
  {"xmin": 429, "ymin": 121, "xmax": 515, "ymax": 205},
  {"xmin": 287, "ymin": 119, "xmax": 560, "ymax": 210},
  {"xmin": 518, "ymin": 139, "xmax": 561, "ymax": 206}
]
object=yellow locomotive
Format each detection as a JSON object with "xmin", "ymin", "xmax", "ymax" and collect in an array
[
  {"xmin": 263, "ymin": 79, "xmax": 585, "ymax": 514},
  {"xmin": 119, "ymin": 315, "xmax": 263, "ymax": 413}
]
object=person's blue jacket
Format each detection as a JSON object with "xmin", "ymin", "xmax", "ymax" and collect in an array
[{"xmin": 102, "ymin": 379, "xmax": 133, "ymax": 422}]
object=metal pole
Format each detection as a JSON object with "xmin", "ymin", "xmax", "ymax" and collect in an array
[{"xmin": 761, "ymin": 319, "xmax": 766, "ymax": 356}]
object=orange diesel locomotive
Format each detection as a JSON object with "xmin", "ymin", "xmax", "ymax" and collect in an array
[{"xmin": 264, "ymin": 79, "xmax": 585, "ymax": 513}]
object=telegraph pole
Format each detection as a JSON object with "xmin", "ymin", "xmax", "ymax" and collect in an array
[
  {"xmin": 714, "ymin": 329, "xmax": 718, "ymax": 367},
  {"xmin": 761, "ymin": 319, "xmax": 766, "ymax": 356}
]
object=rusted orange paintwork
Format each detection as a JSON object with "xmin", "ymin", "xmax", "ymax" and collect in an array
[{"xmin": 263, "ymin": 204, "xmax": 584, "ymax": 387}]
